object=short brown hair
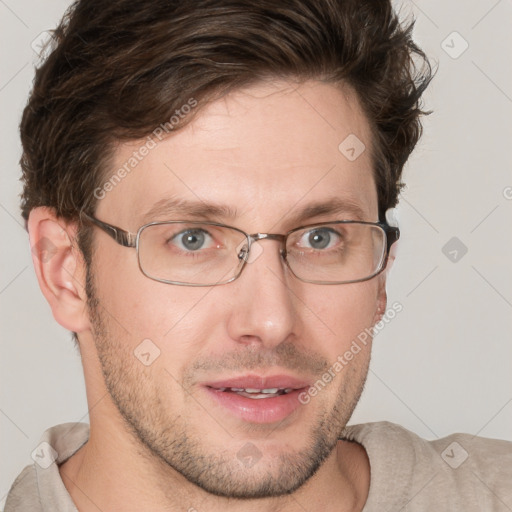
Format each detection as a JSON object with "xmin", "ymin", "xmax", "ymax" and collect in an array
[{"xmin": 20, "ymin": 0, "xmax": 432, "ymax": 228}]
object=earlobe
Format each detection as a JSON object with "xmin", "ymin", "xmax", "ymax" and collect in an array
[{"xmin": 28, "ymin": 207, "xmax": 91, "ymax": 334}]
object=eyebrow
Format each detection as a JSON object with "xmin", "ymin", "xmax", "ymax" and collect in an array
[
  {"xmin": 139, "ymin": 196, "xmax": 369, "ymax": 226},
  {"xmin": 291, "ymin": 198, "xmax": 368, "ymax": 224},
  {"xmin": 140, "ymin": 197, "xmax": 239, "ymax": 224}
]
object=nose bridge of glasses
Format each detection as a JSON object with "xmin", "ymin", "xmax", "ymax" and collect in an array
[
  {"xmin": 251, "ymin": 233, "xmax": 287, "ymax": 250},
  {"xmin": 239, "ymin": 233, "xmax": 287, "ymax": 261},
  {"xmin": 250, "ymin": 233, "xmax": 286, "ymax": 243}
]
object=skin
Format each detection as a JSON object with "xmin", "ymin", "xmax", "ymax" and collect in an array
[{"xmin": 29, "ymin": 79, "xmax": 391, "ymax": 512}]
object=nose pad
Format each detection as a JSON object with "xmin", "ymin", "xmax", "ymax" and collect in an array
[
  {"xmin": 235, "ymin": 239, "xmax": 250, "ymax": 263},
  {"xmin": 236, "ymin": 238, "xmax": 272, "ymax": 265}
]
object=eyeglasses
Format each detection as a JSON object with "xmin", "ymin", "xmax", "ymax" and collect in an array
[{"xmin": 81, "ymin": 213, "xmax": 399, "ymax": 286}]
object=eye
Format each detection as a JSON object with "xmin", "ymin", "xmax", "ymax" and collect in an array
[
  {"xmin": 298, "ymin": 227, "xmax": 341, "ymax": 250},
  {"xmin": 170, "ymin": 228, "xmax": 214, "ymax": 251}
]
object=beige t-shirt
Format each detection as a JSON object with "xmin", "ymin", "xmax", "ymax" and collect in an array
[{"xmin": 5, "ymin": 421, "xmax": 512, "ymax": 511}]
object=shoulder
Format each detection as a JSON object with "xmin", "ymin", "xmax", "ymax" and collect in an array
[
  {"xmin": 4, "ymin": 464, "xmax": 42, "ymax": 512},
  {"xmin": 5, "ymin": 422, "xmax": 89, "ymax": 512},
  {"xmin": 429, "ymin": 428, "xmax": 512, "ymax": 495},
  {"xmin": 342, "ymin": 421, "xmax": 512, "ymax": 511},
  {"xmin": 345, "ymin": 420, "xmax": 512, "ymax": 467}
]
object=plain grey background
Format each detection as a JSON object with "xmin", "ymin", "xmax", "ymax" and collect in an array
[{"xmin": 1, "ymin": 0, "xmax": 511, "ymax": 507}]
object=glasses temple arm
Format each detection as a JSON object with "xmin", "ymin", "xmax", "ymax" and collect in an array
[
  {"xmin": 383, "ymin": 224, "xmax": 400, "ymax": 254},
  {"xmin": 81, "ymin": 212, "xmax": 137, "ymax": 247}
]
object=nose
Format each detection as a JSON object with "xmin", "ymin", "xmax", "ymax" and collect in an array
[{"xmin": 226, "ymin": 238, "xmax": 298, "ymax": 349}]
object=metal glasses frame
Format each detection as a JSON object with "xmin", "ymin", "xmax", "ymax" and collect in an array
[{"xmin": 80, "ymin": 212, "xmax": 400, "ymax": 286}]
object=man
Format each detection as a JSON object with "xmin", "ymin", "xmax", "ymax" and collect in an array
[{"xmin": 5, "ymin": 0, "xmax": 512, "ymax": 510}]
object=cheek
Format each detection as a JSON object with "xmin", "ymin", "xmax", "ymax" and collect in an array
[
  {"xmin": 301, "ymin": 280, "xmax": 381, "ymax": 349},
  {"xmin": 94, "ymin": 252, "xmax": 224, "ymax": 364}
]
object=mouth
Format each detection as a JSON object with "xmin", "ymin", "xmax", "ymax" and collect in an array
[{"xmin": 201, "ymin": 375, "xmax": 310, "ymax": 424}]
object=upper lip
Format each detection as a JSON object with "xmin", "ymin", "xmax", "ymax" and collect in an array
[{"xmin": 203, "ymin": 374, "xmax": 311, "ymax": 390}]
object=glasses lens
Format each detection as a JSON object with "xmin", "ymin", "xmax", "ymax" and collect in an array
[
  {"xmin": 286, "ymin": 223, "xmax": 386, "ymax": 283},
  {"xmin": 138, "ymin": 222, "xmax": 247, "ymax": 285}
]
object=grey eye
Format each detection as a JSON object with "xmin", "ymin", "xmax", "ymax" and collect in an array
[
  {"xmin": 308, "ymin": 229, "xmax": 331, "ymax": 249},
  {"xmin": 173, "ymin": 229, "xmax": 210, "ymax": 251},
  {"xmin": 300, "ymin": 228, "xmax": 340, "ymax": 250}
]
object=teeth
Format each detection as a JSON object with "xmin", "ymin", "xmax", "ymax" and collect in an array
[
  {"xmin": 232, "ymin": 387, "xmax": 284, "ymax": 394},
  {"xmin": 212, "ymin": 386, "xmax": 295, "ymax": 395}
]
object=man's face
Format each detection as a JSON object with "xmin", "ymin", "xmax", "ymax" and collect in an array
[{"xmin": 86, "ymin": 80, "xmax": 386, "ymax": 498}]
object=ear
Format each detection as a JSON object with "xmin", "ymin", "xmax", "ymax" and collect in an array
[
  {"xmin": 372, "ymin": 273, "xmax": 388, "ymax": 327},
  {"xmin": 372, "ymin": 240, "xmax": 398, "ymax": 326},
  {"xmin": 384, "ymin": 239, "xmax": 398, "ymax": 277},
  {"xmin": 27, "ymin": 207, "xmax": 91, "ymax": 334}
]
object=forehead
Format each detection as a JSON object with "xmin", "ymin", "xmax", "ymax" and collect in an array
[{"xmin": 97, "ymin": 79, "xmax": 378, "ymax": 229}]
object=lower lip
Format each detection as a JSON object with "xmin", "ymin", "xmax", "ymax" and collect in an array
[{"xmin": 204, "ymin": 387, "xmax": 306, "ymax": 424}]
